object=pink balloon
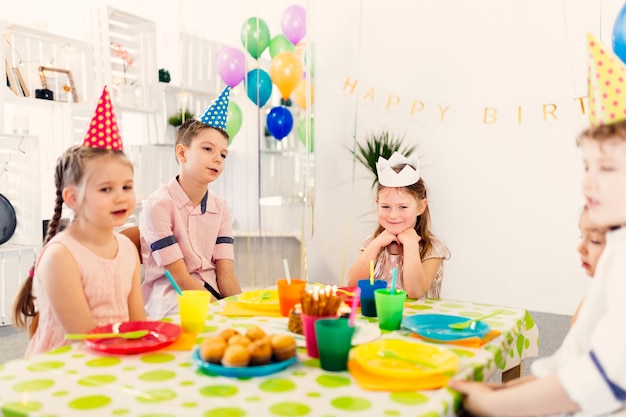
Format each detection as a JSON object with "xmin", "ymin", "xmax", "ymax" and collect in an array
[
  {"xmin": 281, "ymin": 5, "xmax": 306, "ymax": 45},
  {"xmin": 215, "ymin": 47, "xmax": 246, "ymax": 87}
]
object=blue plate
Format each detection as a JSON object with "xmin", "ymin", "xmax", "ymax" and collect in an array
[
  {"xmin": 192, "ymin": 347, "xmax": 297, "ymax": 377},
  {"xmin": 402, "ymin": 314, "xmax": 491, "ymax": 341}
]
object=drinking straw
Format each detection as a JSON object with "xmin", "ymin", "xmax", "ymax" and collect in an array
[
  {"xmin": 369, "ymin": 259, "xmax": 374, "ymax": 285},
  {"xmin": 283, "ymin": 258, "xmax": 291, "ymax": 285},
  {"xmin": 164, "ymin": 270, "xmax": 183, "ymax": 296},
  {"xmin": 390, "ymin": 267, "xmax": 398, "ymax": 294},
  {"xmin": 349, "ymin": 287, "xmax": 361, "ymax": 327}
]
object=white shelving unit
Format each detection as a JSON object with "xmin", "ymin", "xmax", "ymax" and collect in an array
[
  {"xmin": 87, "ymin": 7, "xmax": 157, "ymax": 112},
  {"xmin": 0, "ymin": 134, "xmax": 40, "ymax": 325},
  {"xmin": 0, "ymin": 8, "xmax": 315, "ymax": 300}
]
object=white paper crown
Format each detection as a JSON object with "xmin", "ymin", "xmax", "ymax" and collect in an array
[{"xmin": 376, "ymin": 152, "xmax": 420, "ymax": 187}]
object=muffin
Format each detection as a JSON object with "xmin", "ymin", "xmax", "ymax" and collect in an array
[
  {"xmin": 219, "ymin": 328, "xmax": 240, "ymax": 342},
  {"xmin": 247, "ymin": 339, "xmax": 272, "ymax": 366},
  {"xmin": 271, "ymin": 334, "xmax": 297, "ymax": 361},
  {"xmin": 287, "ymin": 303, "xmax": 303, "ymax": 335},
  {"xmin": 200, "ymin": 336, "xmax": 227, "ymax": 364},
  {"xmin": 245, "ymin": 325, "xmax": 266, "ymax": 341},
  {"xmin": 228, "ymin": 334, "xmax": 252, "ymax": 348},
  {"xmin": 222, "ymin": 344, "xmax": 250, "ymax": 367}
]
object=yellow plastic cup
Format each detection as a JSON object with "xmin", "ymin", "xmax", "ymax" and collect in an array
[{"xmin": 177, "ymin": 290, "xmax": 211, "ymax": 333}]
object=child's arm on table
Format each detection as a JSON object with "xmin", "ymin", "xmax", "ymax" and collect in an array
[
  {"xmin": 215, "ymin": 259, "xmax": 241, "ymax": 297},
  {"xmin": 346, "ymin": 230, "xmax": 397, "ymax": 286},
  {"xmin": 40, "ymin": 243, "xmax": 97, "ymax": 333},
  {"xmin": 449, "ymin": 374, "xmax": 579, "ymax": 417}
]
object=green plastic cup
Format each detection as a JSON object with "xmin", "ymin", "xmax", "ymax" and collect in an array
[
  {"xmin": 374, "ymin": 289, "xmax": 407, "ymax": 331},
  {"xmin": 315, "ymin": 318, "xmax": 355, "ymax": 371}
]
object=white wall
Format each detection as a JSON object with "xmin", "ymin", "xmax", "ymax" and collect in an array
[
  {"xmin": 2, "ymin": 0, "xmax": 624, "ymax": 314},
  {"xmin": 307, "ymin": 0, "xmax": 623, "ymax": 315}
]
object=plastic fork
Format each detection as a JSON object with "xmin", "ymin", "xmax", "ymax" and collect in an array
[
  {"xmin": 448, "ymin": 310, "xmax": 504, "ymax": 330},
  {"xmin": 376, "ymin": 350, "xmax": 437, "ymax": 369},
  {"xmin": 65, "ymin": 330, "xmax": 149, "ymax": 340}
]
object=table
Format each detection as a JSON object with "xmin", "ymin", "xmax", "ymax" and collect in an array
[{"xmin": 0, "ymin": 296, "xmax": 537, "ymax": 417}]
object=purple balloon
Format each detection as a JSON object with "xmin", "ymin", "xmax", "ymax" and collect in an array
[
  {"xmin": 215, "ymin": 47, "xmax": 246, "ymax": 87},
  {"xmin": 281, "ymin": 5, "xmax": 306, "ymax": 45}
]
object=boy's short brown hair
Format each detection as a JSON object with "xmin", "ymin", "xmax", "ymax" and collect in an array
[
  {"xmin": 577, "ymin": 119, "xmax": 626, "ymax": 145},
  {"xmin": 175, "ymin": 119, "xmax": 229, "ymax": 147}
]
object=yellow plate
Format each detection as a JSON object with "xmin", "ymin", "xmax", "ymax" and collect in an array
[
  {"xmin": 237, "ymin": 290, "xmax": 280, "ymax": 311},
  {"xmin": 350, "ymin": 339, "xmax": 459, "ymax": 379},
  {"xmin": 348, "ymin": 360, "xmax": 451, "ymax": 391}
]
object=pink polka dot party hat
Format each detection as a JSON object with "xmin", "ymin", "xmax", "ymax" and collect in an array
[
  {"xmin": 587, "ymin": 33, "xmax": 626, "ymax": 127},
  {"xmin": 82, "ymin": 86, "xmax": 123, "ymax": 150}
]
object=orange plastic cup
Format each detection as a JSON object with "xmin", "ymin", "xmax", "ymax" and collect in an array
[{"xmin": 277, "ymin": 278, "xmax": 306, "ymax": 317}]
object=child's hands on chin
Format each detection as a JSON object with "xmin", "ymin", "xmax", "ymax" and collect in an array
[
  {"xmin": 375, "ymin": 230, "xmax": 399, "ymax": 248},
  {"xmin": 396, "ymin": 227, "xmax": 420, "ymax": 246}
]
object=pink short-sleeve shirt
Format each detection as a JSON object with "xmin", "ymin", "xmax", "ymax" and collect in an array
[{"xmin": 140, "ymin": 177, "xmax": 234, "ymax": 319}]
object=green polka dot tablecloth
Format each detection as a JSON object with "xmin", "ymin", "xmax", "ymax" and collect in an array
[{"xmin": 0, "ymin": 297, "xmax": 537, "ymax": 417}]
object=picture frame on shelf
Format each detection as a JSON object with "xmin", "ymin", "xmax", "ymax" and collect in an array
[
  {"xmin": 37, "ymin": 66, "xmax": 78, "ymax": 102},
  {"xmin": 5, "ymin": 60, "xmax": 28, "ymax": 97},
  {"xmin": 13, "ymin": 67, "xmax": 29, "ymax": 97}
]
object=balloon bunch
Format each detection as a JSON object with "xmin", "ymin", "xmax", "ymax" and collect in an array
[{"xmin": 212, "ymin": 4, "xmax": 313, "ymax": 149}]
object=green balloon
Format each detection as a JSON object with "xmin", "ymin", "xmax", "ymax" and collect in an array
[
  {"xmin": 226, "ymin": 101, "xmax": 243, "ymax": 144},
  {"xmin": 297, "ymin": 115, "xmax": 314, "ymax": 153},
  {"xmin": 241, "ymin": 17, "xmax": 270, "ymax": 59},
  {"xmin": 269, "ymin": 34, "xmax": 295, "ymax": 59}
]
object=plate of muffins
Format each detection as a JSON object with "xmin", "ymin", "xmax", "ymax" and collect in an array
[{"xmin": 192, "ymin": 326, "xmax": 298, "ymax": 377}]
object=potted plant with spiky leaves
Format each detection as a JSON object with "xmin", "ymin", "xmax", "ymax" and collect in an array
[{"xmin": 349, "ymin": 129, "xmax": 418, "ymax": 188}]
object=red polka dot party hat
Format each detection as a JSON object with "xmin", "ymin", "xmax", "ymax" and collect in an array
[
  {"xmin": 82, "ymin": 86, "xmax": 123, "ymax": 150},
  {"xmin": 587, "ymin": 33, "xmax": 626, "ymax": 127}
]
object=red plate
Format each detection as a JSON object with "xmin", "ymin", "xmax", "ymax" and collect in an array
[
  {"xmin": 339, "ymin": 286, "xmax": 359, "ymax": 307},
  {"xmin": 85, "ymin": 321, "xmax": 181, "ymax": 355}
]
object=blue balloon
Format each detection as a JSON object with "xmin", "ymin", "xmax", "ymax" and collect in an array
[
  {"xmin": 613, "ymin": 2, "xmax": 626, "ymax": 63},
  {"xmin": 266, "ymin": 106, "xmax": 293, "ymax": 140},
  {"xmin": 245, "ymin": 68, "xmax": 272, "ymax": 107}
]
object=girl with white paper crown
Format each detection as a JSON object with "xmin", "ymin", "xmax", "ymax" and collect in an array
[
  {"xmin": 140, "ymin": 86, "xmax": 242, "ymax": 319},
  {"xmin": 450, "ymin": 33, "xmax": 626, "ymax": 417},
  {"xmin": 13, "ymin": 86, "xmax": 146, "ymax": 358},
  {"xmin": 347, "ymin": 152, "xmax": 450, "ymax": 299}
]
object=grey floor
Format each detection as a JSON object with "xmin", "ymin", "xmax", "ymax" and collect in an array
[{"xmin": 0, "ymin": 310, "xmax": 571, "ymax": 379}]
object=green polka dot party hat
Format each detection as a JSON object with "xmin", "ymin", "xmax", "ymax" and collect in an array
[{"xmin": 200, "ymin": 86, "xmax": 230, "ymax": 131}]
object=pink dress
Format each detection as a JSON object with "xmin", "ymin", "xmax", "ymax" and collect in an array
[{"xmin": 26, "ymin": 232, "xmax": 137, "ymax": 358}]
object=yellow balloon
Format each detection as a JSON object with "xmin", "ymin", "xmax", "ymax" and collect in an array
[
  {"xmin": 294, "ymin": 79, "xmax": 314, "ymax": 110},
  {"xmin": 270, "ymin": 51, "xmax": 303, "ymax": 100}
]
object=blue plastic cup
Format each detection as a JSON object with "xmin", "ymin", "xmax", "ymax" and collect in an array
[{"xmin": 357, "ymin": 279, "xmax": 388, "ymax": 317}]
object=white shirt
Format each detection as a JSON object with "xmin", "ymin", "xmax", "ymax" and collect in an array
[{"xmin": 532, "ymin": 227, "xmax": 626, "ymax": 416}]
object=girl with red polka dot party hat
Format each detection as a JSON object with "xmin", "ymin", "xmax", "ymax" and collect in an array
[
  {"xmin": 14, "ymin": 86, "xmax": 146, "ymax": 357},
  {"xmin": 450, "ymin": 34, "xmax": 626, "ymax": 417}
]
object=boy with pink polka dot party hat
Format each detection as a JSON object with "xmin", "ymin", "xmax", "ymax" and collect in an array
[{"xmin": 450, "ymin": 33, "xmax": 626, "ymax": 417}]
